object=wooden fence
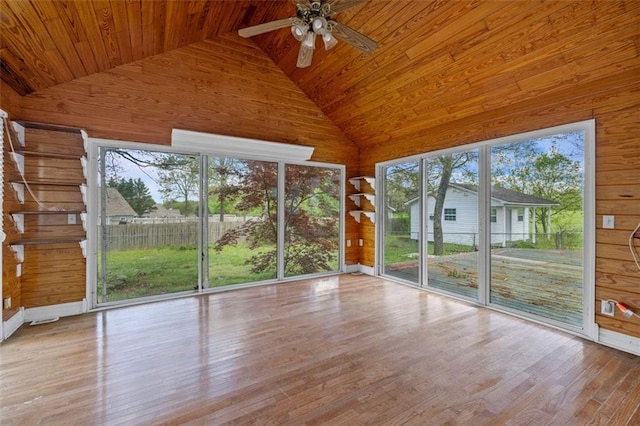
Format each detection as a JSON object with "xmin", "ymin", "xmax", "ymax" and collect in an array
[{"xmin": 102, "ymin": 220, "xmax": 246, "ymax": 250}]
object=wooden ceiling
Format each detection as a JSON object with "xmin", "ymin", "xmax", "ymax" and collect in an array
[{"xmin": 1, "ymin": 0, "xmax": 639, "ymax": 149}]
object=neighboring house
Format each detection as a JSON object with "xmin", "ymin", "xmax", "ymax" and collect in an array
[
  {"xmin": 103, "ymin": 187, "xmax": 137, "ymax": 225},
  {"xmin": 407, "ymin": 184, "xmax": 559, "ymax": 247},
  {"xmin": 146, "ymin": 204, "xmax": 182, "ymax": 219}
]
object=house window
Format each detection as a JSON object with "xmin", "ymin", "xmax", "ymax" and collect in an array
[
  {"xmin": 491, "ymin": 208, "xmax": 497, "ymax": 223},
  {"xmin": 444, "ymin": 208, "xmax": 456, "ymax": 221},
  {"xmin": 517, "ymin": 208, "xmax": 524, "ymax": 222}
]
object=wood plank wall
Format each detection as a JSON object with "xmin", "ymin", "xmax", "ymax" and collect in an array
[
  {"xmin": 358, "ymin": 71, "xmax": 640, "ymax": 339},
  {"xmin": 2, "ymin": 124, "xmax": 87, "ymax": 310},
  {"xmin": 11, "ymin": 33, "xmax": 362, "ymax": 294}
]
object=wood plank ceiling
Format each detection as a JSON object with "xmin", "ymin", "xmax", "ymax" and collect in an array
[{"xmin": 1, "ymin": 0, "xmax": 639, "ymax": 149}]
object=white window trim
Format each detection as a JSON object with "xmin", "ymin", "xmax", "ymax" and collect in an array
[{"xmin": 171, "ymin": 129, "xmax": 314, "ymax": 163}]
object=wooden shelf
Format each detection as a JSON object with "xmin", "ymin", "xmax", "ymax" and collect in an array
[
  {"xmin": 10, "ymin": 237, "xmax": 85, "ymax": 245},
  {"xmin": 348, "ymin": 193, "xmax": 375, "ymax": 208},
  {"xmin": 9, "ymin": 179, "xmax": 85, "ymax": 186},
  {"xmin": 10, "ymin": 210, "xmax": 84, "ymax": 215},
  {"xmin": 14, "ymin": 149, "xmax": 84, "ymax": 160},
  {"xmin": 348, "ymin": 176, "xmax": 375, "ymax": 191},
  {"xmin": 349, "ymin": 210, "xmax": 375, "ymax": 224}
]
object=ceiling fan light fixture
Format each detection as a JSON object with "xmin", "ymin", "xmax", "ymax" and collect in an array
[
  {"xmin": 302, "ymin": 31, "xmax": 316, "ymax": 49},
  {"xmin": 311, "ymin": 17, "xmax": 328, "ymax": 34},
  {"xmin": 291, "ymin": 24, "xmax": 307, "ymax": 41},
  {"xmin": 322, "ymin": 32, "xmax": 338, "ymax": 50}
]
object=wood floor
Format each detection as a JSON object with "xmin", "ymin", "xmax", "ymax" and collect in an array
[{"xmin": 1, "ymin": 275, "xmax": 639, "ymax": 425}]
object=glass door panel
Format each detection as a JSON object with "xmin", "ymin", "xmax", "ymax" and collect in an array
[
  {"xmin": 98, "ymin": 148, "xmax": 200, "ymax": 303},
  {"xmin": 490, "ymin": 132, "xmax": 585, "ymax": 327},
  {"xmin": 381, "ymin": 161, "xmax": 420, "ymax": 284},
  {"xmin": 425, "ymin": 151, "xmax": 479, "ymax": 300},
  {"xmin": 284, "ymin": 164, "xmax": 341, "ymax": 278},
  {"xmin": 208, "ymin": 159, "xmax": 278, "ymax": 286}
]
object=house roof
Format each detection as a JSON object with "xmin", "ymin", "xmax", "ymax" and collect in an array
[
  {"xmin": 406, "ymin": 184, "xmax": 559, "ymax": 207},
  {"xmin": 452, "ymin": 184, "xmax": 559, "ymax": 207},
  {"xmin": 147, "ymin": 204, "xmax": 182, "ymax": 218},
  {"xmin": 105, "ymin": 188, "xmax": 137, "ymax": 217}
]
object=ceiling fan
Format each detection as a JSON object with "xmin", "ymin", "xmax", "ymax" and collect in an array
[{"xmin": 238, "ymin": 0, "xmax": 377, "ymax": 68}]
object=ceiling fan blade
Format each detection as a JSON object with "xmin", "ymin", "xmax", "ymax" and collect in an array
[
  {"xmin": 238, "ymin": 18, "xmax": 294, "ymax": 38},
  {"xmin": 297, "ymin": 43, "xmax": 314, "ymax": 68},
  {"xmin": 330, "ymin": 21, "xmax": 377, "ymax": 53},
  {"xmin": 328, "ymin": 0, "xmax": 367, "ymax": 14}
]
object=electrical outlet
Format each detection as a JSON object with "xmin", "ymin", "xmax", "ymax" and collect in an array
[
  {"xmin": 601, "ymin": 299, "xmax": 615, "ymax": 317},
  {"xmin": 346, "ymin": 240, "xmax": 351, "ymax": 247},
  {"xmin": 3, "ymin": 297, "xmax": 11, "ymax": 309},
  {"xmin": 68, "ymin": 214, "xmax": 77, "ymax": 225},
  {"xmin": 359, "ymin": 239, "xmax": 363, "ymax": 246}
]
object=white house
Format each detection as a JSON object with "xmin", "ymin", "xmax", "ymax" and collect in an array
[
  {"xmin": 407, "ymin": 184, "xmax": 559, "ymax": 247},
  {"xmin": 103, "ymin": 187, "xmax": 137, "ymax": 225}
]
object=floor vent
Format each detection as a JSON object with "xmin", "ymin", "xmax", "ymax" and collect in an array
[{"xmin": 30, "ymin": 317, "xmax": 59, "ymax": 326}]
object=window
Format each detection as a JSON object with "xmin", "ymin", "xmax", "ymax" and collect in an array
[
  {"xmin": 444, "ymin": 208, "xmax": 456, "ymax": 221},
  {"xmin": 491, "ymin": 208, "xmax": 497, "ymax": 223},
  {"xmin": 517, "ymin": 208, "xmax": 524, "ymax": 222},
  {"xmin": 91, "ymin": 139, "xmax": 343, "ymax": 306}
]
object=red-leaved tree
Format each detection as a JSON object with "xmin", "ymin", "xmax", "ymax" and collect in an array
[{"xmin": 213, "ymin": 161, "xmax": 340, "ymax": 275}]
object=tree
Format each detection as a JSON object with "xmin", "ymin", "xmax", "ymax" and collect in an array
[
  {"xmin": 208, "ymin": 157, "xmax": 240, "ymax": 221},
  {"xmin": 426, "ymin": 152, "xmax": 475, "ymax": 255},
  {"xmin": 495, "ymin": 144, "xmax": 583, "ymax": 234},
  {"xmin": 157, "ymin": 154, "xmax": 200, "ymax": 216},
  {"xmin": 108, "ymin": 177, "xmax": 156, "ymax": 216},
  {"xmin": 214, "ymin": 161, "xmax": 340, "ymax": 275}
]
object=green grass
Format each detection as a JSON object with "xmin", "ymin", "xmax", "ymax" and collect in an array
[
  {"xmin": 99, "ymin": 244, "xmax": 275, "ymax": 302},
  {"xmin": 383, "ymin": 234, "xmax": 474, "ymax": 264},
  {"xmin": 98, "ymin": 243, "xmax": 338, "ymax": 302}
]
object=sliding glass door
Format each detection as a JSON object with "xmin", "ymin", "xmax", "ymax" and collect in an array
[
  {"xmin": 380, "ymin": 161, "xmax": 420, "ymax": 284},
  {"xmin": 98, "ymin": 148, "xmax": 200, "ymax": 303},
  {"xmin": 378, "ymin": 121, "xmax": 592, "ymax": 333},
  {"xmin": 283, "ymin": 164, "xmax": 341, "ymax": 277},
  {"xmin": 96, "ymin": 145, "xmax": 344, "ymax": 305},
  {"xmin": 207, "ymin": 158, "xmax": 278, "ymax": 287},
  {"xmin": 489, "ymin": 131, "xmax": 586, "ymax": 327},
  {"xmin": 425, "ymin": 150, "xmax": 479, "ymax": 300}
]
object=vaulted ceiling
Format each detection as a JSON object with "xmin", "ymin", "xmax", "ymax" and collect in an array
[{"xmin": 1, "ymin": 0, "xmax": 639, "ymax": 149}]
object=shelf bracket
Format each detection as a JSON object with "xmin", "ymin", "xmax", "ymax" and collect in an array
[
  {"xmin": 10, "ymin": 213, "xmax": 24, "ymax": 233},
  {"xmin": 80, "ymin": 213, "xmax": 87, "ymax": 232},
  {"xmin": 10, "ymin": 244, "xmax": 24, "ymax": 263},
  {"xmin": 80, "ymin": 184, "xmax": 87, "ymax": 205},
  {"xmin": 349, "ymin": 210, "xmax": 375, "ymax": 224},
  {"xmin": 10, "ymin": 152, "xmax": 24, "ymax": 176},
  {"xmin": 10, "ymin": 182, "xmax": 24, "ymax": 204},
  {"xmin": 80, "ymin": 156, "xmax": 88, "ymax": 179},
  {"xmin": 11, "ymin": 122, "xmax": 25, "ymax": 147},
  {"xmin": 79, "ymin": 239, "xmax": 87, "ymax": 258}
]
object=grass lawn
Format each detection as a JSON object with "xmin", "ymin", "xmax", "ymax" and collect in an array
[
  {"xmin": 99, "ymin": 244, "xmax": 337, "ymax": 302},
  {"xmin": 384, "ymin": 234, "xmax": 474, "ymax": 264},
  {"xmin": 99, "ymin": 245, "xmax": 274, "ymax": 301}
]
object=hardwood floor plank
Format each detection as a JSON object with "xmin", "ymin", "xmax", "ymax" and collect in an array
[{"xmin": 1, "ymin": 275, "xmax": 639, "ymax": 424}]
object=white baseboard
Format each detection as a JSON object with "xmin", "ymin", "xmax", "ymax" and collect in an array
[
  {"xmin": 345, "ymin": 263, "xmax": 359, "ymax": 273},
  {"xmin": 3, "ymin": 307, "xmax": 24, "ymax": 339},
  {"xmin": 345, "ymin": 264, "xmax": 376, "ymax": 275},
  {"xmin": 23, "ymin": 299, "xmax": 87, "ymax": 323},
  {"xmin": 597, "ymin": 326, "xmax": 640, "ymax": 356},
  {"xmin": 358, "ymin": 264, "xmax": 375, "ymax": 275}
]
